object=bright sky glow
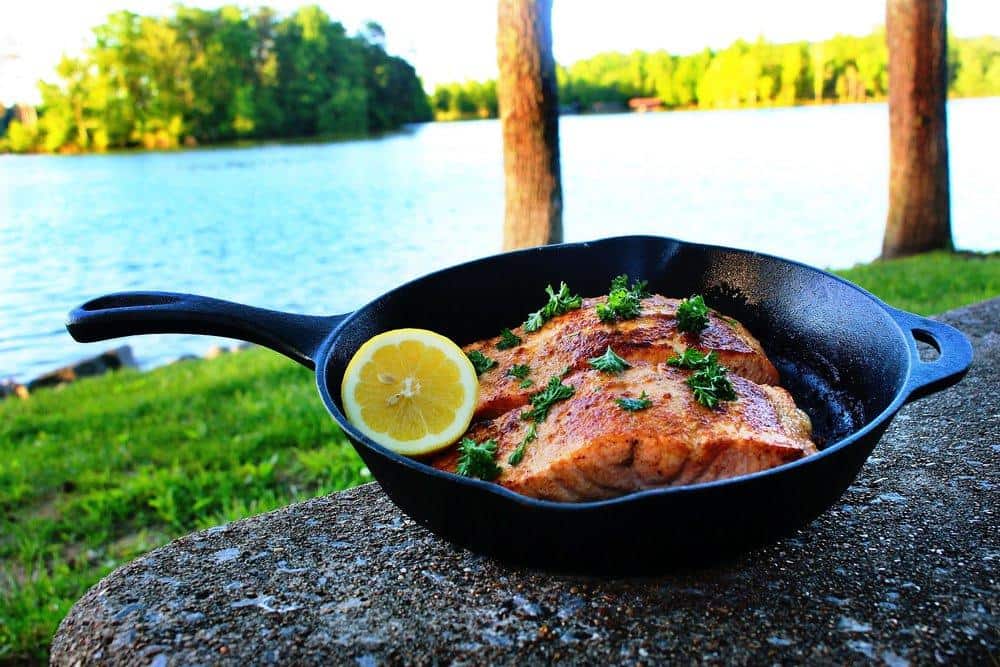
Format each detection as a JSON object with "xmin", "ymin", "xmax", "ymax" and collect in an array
[{"xmin": 2, "ymin": 0, "xmax": 998, "ymax": 104}]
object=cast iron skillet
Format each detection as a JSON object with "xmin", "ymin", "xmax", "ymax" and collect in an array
[{"xmin": 67, "ymin": 236, "xmax": 972, "ymax": 572}]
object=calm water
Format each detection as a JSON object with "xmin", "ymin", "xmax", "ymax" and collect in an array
[{"xmin": 1, "ymin": 99, "xmax": 997, "ymax": 382}]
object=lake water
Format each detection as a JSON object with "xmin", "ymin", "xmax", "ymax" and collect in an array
[{"xmin": 1, "ymin": 98, "xmax": 997, "ymax": 382}]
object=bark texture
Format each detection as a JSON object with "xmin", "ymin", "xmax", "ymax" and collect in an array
[
  {"xmin": 497, "ymin": 0, "xmax": 562, "ymax": 250},
  {"xmin": 882, "ymin": 0, "xmax": 952, "ymax": 259}
]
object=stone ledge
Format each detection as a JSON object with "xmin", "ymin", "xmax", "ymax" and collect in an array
[{"xmin": 51, "ymin": 299, "xmax": 1000, "ymax": 665}]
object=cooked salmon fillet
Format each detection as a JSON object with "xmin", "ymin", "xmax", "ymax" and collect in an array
[
  {"xmin": 430, "ymin": 363, "xmax": 815, "ymax": 502},
  {"xmin": 464, "ymin": 295, "xmax": 779, "ymax": 420}
]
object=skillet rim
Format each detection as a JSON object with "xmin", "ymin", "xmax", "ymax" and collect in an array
[{"xmin": 315, "ymin": 234, "xmax": 919, "ymax": 511}]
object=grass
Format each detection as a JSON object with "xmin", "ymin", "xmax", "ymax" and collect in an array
[
  {"xmin": 0, "ymin": 351, "xmax": 364, "ymax": 663},
  {"xmin": 833, "ymin": 250, "xmax": 1000, "ymax": 315},
  {"xmin": 0, "ymin": 250, "xmax": 997, "ymax": 663}
]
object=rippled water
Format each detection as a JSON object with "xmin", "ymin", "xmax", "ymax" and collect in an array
[{"xmin": 1, "ymin": 98, "xmax": 996, "ymax": 382}]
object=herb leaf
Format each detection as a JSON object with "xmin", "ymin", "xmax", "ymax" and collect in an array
[
  {"xmin": 519, "ymin": 379, "xmax": 533, "ymax": 388},
  {"xmin": 466, "ymin": 350, "xmax": 497, "ymax": 375},
  {"xmin": 521, "ymin": 375, "xmax": 575, "ymax": 423},
  {"xmin": 524, "ymin": 310, "xmax": 545, "ymax": 332},
  {"xmin": 523, "ymin": 282, "xmax": 583, "ymax": 332},
  {"xmin": 507, "ymin": 423, "xmax": 537, "ymax": 466},
  {"xmin": 507, "ymin": 364, "xmax": 530, "ymax": 380},
  {"xmin": 671, "ymin": 349, "xmax": 736, "ymax": 409},
  {"xmin": 617, "ymin": 390, "xmax": 652, "ymax": 411},
  {"xmin": 496, "ymin": 328, "xmax": 522, "ymax": 350},
  {"xmin": 676, "ymin": 294, "xmax": 710, "ymax": 334},
  {"xmin": 596, "ymin": 274, "xmax": 649, "ymax": 323},
  {"xmin": 456, "ymin": 438, "xmax": 502, "ymax": 480},
  {"xmin": 667, "ymin": 348, "xmax": 717, "ymax": 370},
  {"xmin": 588, "ymin": 346, "xmax": 631, "ymax": 374}
]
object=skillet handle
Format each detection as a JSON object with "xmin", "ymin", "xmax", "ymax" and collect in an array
[
  {"xmin": 66, "ymin": 291, "xmax": 344, "ymax": 370},
  {"xmin": 889, "ymin": 307, "xmax": 974, "ymax": 403}
]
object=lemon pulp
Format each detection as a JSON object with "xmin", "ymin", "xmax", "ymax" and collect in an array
[{"xmin": 340, "ymin": 328, "xmax": 479, "ymax": 455}]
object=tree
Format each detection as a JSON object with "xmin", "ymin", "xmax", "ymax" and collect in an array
[
  {"xmin": 882, "ymin": 0, "xmax": 952, "ymax": 258},
  {"xmin": 496, "ymin": 0, "xmax": 562, "ymax": 249}
]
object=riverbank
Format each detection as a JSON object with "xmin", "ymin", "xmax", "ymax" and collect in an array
[{"xmin": 1, "ymin": 250, "xmax": 999, "ymax": 661}]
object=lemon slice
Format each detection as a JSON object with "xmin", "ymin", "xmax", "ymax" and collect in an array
[{"xmin": 340, "ymin": 328, "xmax": 479, "ymax": 456}]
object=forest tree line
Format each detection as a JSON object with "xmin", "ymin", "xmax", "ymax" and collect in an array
[
  {"xmin": 1, "ymin": 5, "xmax": 431, "ymax": 153},
  {"xmin": 432, "ymin": 31, "xmax": 1000, "ymax": 120}
]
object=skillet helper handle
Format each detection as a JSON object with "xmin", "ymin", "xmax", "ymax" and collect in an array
[
  {"xmin": 889, "ymin": 307, "xmax": 974, "ymax": 403},
  {"xmin": 67, "ymin": 291, "xmax": 341, "ymax": 369}
]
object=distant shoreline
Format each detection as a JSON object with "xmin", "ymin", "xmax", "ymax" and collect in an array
[{"xmin": 4, "ymin": 95, "xmax": 996, "ymax": 157}]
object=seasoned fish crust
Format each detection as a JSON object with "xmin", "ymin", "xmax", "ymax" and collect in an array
[
  {"xmin": 464, "ymin": 295, "xmax": 779, "ymax": 420},
  {"xmin": 430, "ymin": 363, "xmax": 816, "ymax": 502}
]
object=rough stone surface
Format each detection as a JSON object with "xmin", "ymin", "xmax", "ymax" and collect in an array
[{"xmin": 51, "ymin": 300, "xmax": 999, "ymax": 665}]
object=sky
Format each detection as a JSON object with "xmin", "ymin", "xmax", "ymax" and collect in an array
[{"xmin": 2, "ymin": 0, "xmax": 998, "ymax": 104}]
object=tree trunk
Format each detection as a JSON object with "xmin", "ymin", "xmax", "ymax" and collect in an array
[
  {"xmin": 882, "ymin": 0, "xmax": 952, "ymax": 259},
  {"xmin": 497, "ymin": 0, "xmax": 562, "ymax": 250}
]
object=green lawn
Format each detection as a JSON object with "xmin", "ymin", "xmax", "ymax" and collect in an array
[
  {"xmin": 833, "ymin": 250, "xmax": 1000, "ymax": 315},
  {"xmin": 0, "ymin": 352, "xmax": 364, "ymax": 663},
  {"xmin": 1, "ymin": 250, "xmax": 997, "ymax": 663}
]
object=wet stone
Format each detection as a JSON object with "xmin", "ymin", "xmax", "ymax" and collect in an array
[{"xmin": 51, "ymin": 299, "xmax": 1000, "ymax": 665}]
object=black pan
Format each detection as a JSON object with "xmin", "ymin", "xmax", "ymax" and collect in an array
[{"xmin": 66, "ymin": 236, "xmax": 972, "ymax": 572}]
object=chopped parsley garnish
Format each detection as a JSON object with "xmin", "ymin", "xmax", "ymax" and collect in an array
[
  {"xmin": 521, "ymin": 375, "xmax": 575, "ymax": 423},
  {"xmin": 617, "ymin": 391, "xmax": 652, "ymax": 411},
  {"xmin": 676, "ymin": 294, "xmax": 710, "ymax": 334},
  {"xmin": 508, "ymin": 364, "xmax": 533, "ymax": 388},
  {"xmin": 456, "ymin": 438, "xmax": 502, "ymax": 480},
  {"xmin": 507, "ymin": 364, "xmax": 531, "ymax": 379},
  {"xmin": 496, "ymin": 328, "xmax": 522, "ymax": 350},
  {"xmin": 523, "ymin": 282, "xmax": 583, "ymax": 332},
  {"xmin": 507, "ymin": 423, "xmax": 537, "ymax": 466},
  {"xmin": 596, "ymin": 274, "xmax": 649, "ymax": 322},
  {"xmin": 687, "ymin": 357, "xmax": 736, "ymax": 409},
  {"xmin": 667, "ymin": 348, "xmax": 717, "ymax": 370},
  {"xmin": 467, "ymin": 350, "xmax": 497, "ymax": 375},
  {"xmin": 588, "ymin": 346, "xmax": 631, "ymax": 374}
]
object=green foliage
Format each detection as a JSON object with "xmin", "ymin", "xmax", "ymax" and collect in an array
[
  {"xmin": 523, "ymin": 282, "xmax": 583, "ymax": 333},
  {"xmin": 496, "ymin": 328, "xmax": 522, "ymax": 350},
  {"xmin": 4, "ymin": 121, "xmax": 38, "ymax": 153},
  {"xmin": 834, "ymin": 251, "xmax": 1000, "ymax": 315},
  {"xmin": 684, "ymin": 355, "xmax": 736, "ymax": 409},
  {"xmin": 616, "ymin": 390, "xmax": 653, "ymax": 411},
  {"xmin": 0, "ymin": 348, "xmax": 365, "ymax": 662},
  {"xmin": 433, "ymin": 31, "xmax": 998, "ymax": 119},
  {"xmin": 466, "ymin": 350, "xmax": 497, "ymax": 375},
  {"xmin": 596, "ymin": 274, "xmax": 648, "ymax": 323},
  {"xmin": 521, "ymin": 375, "xmax": 575, "ymax": 423},
  {"xmin": 676, "ymin": 295, "xmax": 710, "ymax": 334},
  {"xmin": 1, "ymin": 4, "xmax": 431, "ymax": 153},
  {"xmin": 587, "ymin": 346, "xmax": 631, "ymax": 374},
  {"xmin": 455, "ymin": 438, "xmax": 501, "ymax": 480}
]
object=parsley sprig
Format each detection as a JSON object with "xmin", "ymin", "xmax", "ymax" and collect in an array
[
  {"xmin": 617, "ymin": 391, "xmax": 652, "ymax": 411},
  {"xmin": 466, "ymin": 350, "xmax": 497, "ymax": 375},
  {"xmin": 666, "ymin": 347, "xmax": 716, "ymax": 370},
  {"xmin": 676, "ymin": 294, "xmax": 710, "ymax": 334},
  {"xmin": 456, "ymin": 438, "xmax": 502, "ymax": 480},
  {"xmin": 496, "ymin": 328, "xmax": 522, "ymax": 350},
  {"xmin": 521, "ymin": 375, "xmax": 575, "ymax": 423},
  {"xmin": 668, "ymin": 346, "xmax": 736, "ymax": 408},
  {"xmin": 524, "ymin": 282, "xmax": 583, "ymax": 332},
  {"xmin": 596, "ymin": 274, "xmax": 649, "ymax": 322},
  {"xmin": 588, "ymin": 346, "xmax": 631, "ymax": 374},
  {"xmin": 507, "ymin": 423, "xmax": 537, "ymax": 466},
  {"xmin": 507, "ymin": 364, "xmax": 533, "ymax": 388}
]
